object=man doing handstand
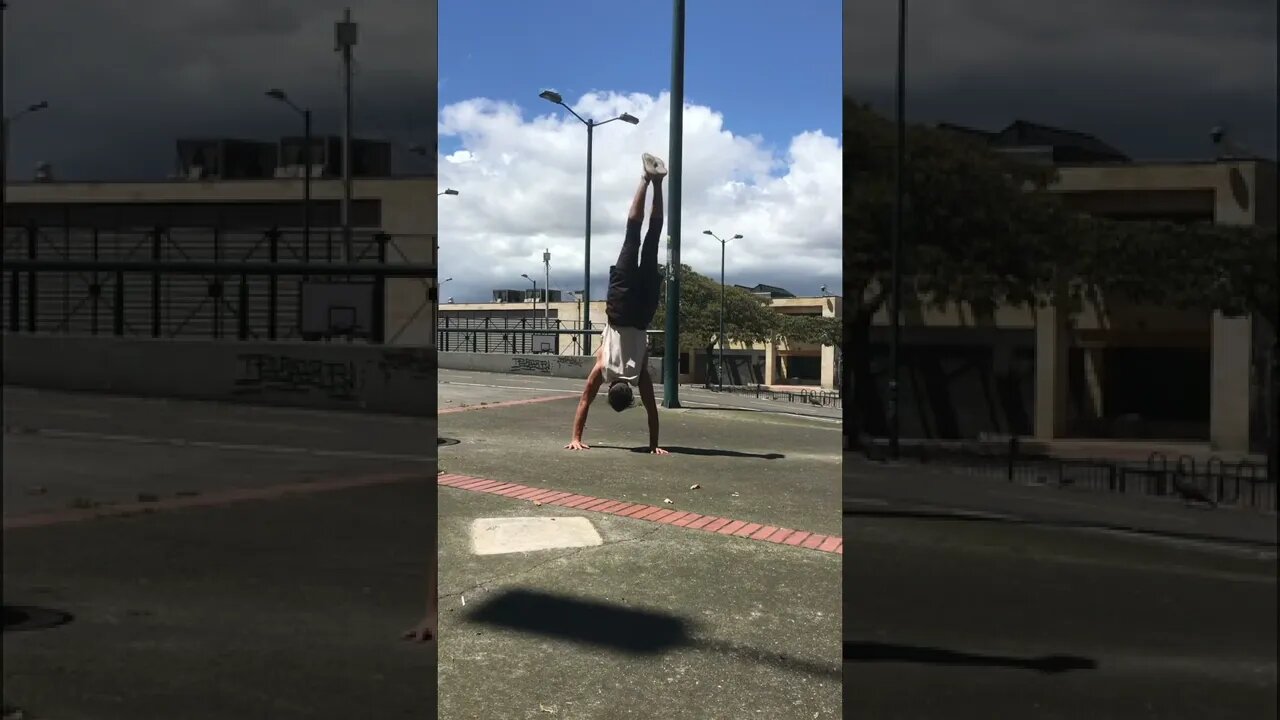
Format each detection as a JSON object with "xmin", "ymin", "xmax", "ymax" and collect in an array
[{"xmin": 565, "ymin": 153, "xmax": 669, "ymax": 455}]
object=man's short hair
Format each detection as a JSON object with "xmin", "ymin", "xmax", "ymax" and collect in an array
[{"xmin": 607, "ymin": 381, "xmax": 634, "ymax": 412}]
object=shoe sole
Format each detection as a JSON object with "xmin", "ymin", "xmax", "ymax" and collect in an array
[{"xmin": 643, "ymin": 154, "xmax": 668, "ymax": 178}]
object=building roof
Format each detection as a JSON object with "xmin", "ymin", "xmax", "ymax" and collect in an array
[
  {"xmin": 937, "ymin": 119, "xmax": 1131, "ymax": 163},
  {"xmin": 735, "ymin": 283, "xmax": 796, "ymax": 298}
]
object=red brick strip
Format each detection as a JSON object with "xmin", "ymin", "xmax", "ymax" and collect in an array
[{"xmin": 437, "ymin": 473, "xmax": 841, "ymax": 554}]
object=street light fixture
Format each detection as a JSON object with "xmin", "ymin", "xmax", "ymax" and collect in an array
[
  {"xmin": 703, "ymin": 230, "xmax": 741, "ymax": 391},
  {"xmin": 265, "ymin": 88, "xmax": 312, "ymax": 262},
  {"xmin": 1, "ymin": 100, "xmax": 50, "ymax": 217},
  {"xmin": 521, "ymin": 273, "xmax": 538, "ymax": 322},
  {"xmin": 538, "ymin": 88, "xmax": 640, "ymax": 354},
  {"xmin": 438, "ymin": 188, "xmax": 459, "ymax": 196}
]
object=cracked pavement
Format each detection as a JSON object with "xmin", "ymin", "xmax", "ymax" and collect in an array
[{"xmin": 436, "ymin": 370, "xmax": 841, "ymax": 719}]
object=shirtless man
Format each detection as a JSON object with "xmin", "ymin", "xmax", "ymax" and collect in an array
[{"xmin": 565, "ymin": 153, "xmax": 669, "ymax": 455}]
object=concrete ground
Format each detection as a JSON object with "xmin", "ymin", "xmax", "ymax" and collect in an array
[
  {"xmin": 2, "ymin": 386, "xmax": 437, "ymax": 720},
  {"xmin": 845, "ymin": 455, "xmax": 1278, "ymax": 719},
  {"xmin": 436, "ymin": 369, "xmax": 842, "ymax": 719}
]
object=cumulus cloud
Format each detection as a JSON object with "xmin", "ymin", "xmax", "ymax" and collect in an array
[{"xmin": 437, "ymin": 91, "xmax": 841, "ymax": 303}]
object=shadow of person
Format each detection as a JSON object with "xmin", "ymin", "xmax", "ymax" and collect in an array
[
  {"xmin": 844, "ymin": 641, "xmax": 1098, "ymax": 674},
  {"xmin": 592, "ymin": 444, "xmax": 785, "ymax": 460},
  {"xmin": 466, "ymin": 590, "xmax": 842, "ymax": 679}
]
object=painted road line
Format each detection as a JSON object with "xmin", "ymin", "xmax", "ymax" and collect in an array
[
  {"xmin": 4, "ymin": 473, "xmax": 424, "ymax": 530},
  {"xmin": 3, "ymin": 426, "xmax": 436, "ymax": 463},
  {"xmin": 438, "ymin": 394, "xmax": 578, "ymax": 415},
  {"xmin": 437, "ymin": 473, "xmax": 842, "ymax": 554}
]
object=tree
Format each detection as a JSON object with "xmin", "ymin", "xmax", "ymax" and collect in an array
[
  {"xmin": 845, "ymin": 99, "xmax": 1076, "ymax": 445},
  {"xmin": 651, "ymin": 266, "xmax": 842, "ymax": 383},
  {"xmin": 651, "ymin": 264, "xmax": 776, "ymax": 353},
  {"xmin": 845, "ymin": 97, "xmax": 1277, "ymax": 464}
]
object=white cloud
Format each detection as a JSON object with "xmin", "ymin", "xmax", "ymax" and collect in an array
[{"xmin": 437, "ymin": 91, "xmax": 841, "ymax": 303}]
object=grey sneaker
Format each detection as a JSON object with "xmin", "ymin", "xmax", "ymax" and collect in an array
[{"xmin": 642, "ymin": 153, "xmax": 668, "ymax": 178}]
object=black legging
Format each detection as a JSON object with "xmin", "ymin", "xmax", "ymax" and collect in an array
[{"xmin": 605, "ymin": 215, "xmax": 663, "ymax": 329}]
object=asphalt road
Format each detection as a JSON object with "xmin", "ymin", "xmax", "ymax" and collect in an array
[
  {"xmin": 845, "ymin": 455, "xmax": 1278, "ymax": 719},
  {"xmin": 3, "ymin": 386, "xmax": 438, "ymax": 720}
]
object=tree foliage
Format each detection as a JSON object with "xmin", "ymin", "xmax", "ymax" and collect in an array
[
  {"xmin": 844, "ymin": 97, "xmax": 1278, "ymax": 445},
  {"xmin": 651, "ymin": 265, "xmax": 841, "ymax": 352}
]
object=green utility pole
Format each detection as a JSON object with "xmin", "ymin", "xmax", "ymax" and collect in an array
[{"xmin": 662, "ymin": 0, "xmax": 685, "ymax": 408}]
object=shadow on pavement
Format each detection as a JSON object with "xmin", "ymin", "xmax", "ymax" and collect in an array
[
  {"xmin": 466, "ymin": 589, "xmax": 688, "ymax": 654},
  {"xmin": 3, "ymin": 605, "xmax": 74, "ymax": 633},
  {"xmin": 467, "ymin": 590, "xmax": 842, "ymax": 679},
  {"xmin": 594, "ymin": 445, "xmax": 785, "ymax": 460},
  {"xmin": 844, "ymin": 641, "xmax": 1098, "ymax": 674},
  {"xmin": 844, "ymin": 507, "xmax": 1279, "ymax": 550}
]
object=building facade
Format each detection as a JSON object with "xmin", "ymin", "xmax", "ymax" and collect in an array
[
  {"xmin": 3, "ymin": 172, "xmax": 438, "ymax": 346},
  {"xmin": 862, "ymin": 124, "xmax": 1275, "ymax": 453}
]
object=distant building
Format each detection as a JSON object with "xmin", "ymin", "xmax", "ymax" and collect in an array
[
  {"xmin": 863, "ymin": 120, "xmax": 1276, "ymax": 453},
  {"xmin": 3, "ymin": 138, "xmax": 437, "ymax": 346},
  {"xmin": 439, "ymin": 287, "xmax": 842, "ymax": 390}
]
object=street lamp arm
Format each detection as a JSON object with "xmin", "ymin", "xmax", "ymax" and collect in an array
[{"xmin": 558, "ymin": 102, "xmax": 590, "ymax": 127}]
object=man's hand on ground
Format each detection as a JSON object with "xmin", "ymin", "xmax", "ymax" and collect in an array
[
  {"xmin": 565, "ymin": 440, "xmax": 591, "ymax": 451},
  {"xmin": 649, "ymin": 447, "xmax": 669, "ymax": 455},
  {"xmin": 401, "ymin": 614, "xmax": 436, "ymax": 643}
]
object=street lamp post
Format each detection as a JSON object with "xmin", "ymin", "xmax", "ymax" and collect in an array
[
  {"xmin": 1, "ymin": 100, "xmax": 49, "ymax": 220},
  {"xmin": 537, "ymin": 89, "xmax": 638, "ymax": 355},
  {"xmin": 703, "ymin": 231, "xmax": 741, "ymax": 391},
  {"xmin": 266, "ymin": 90, "xmax": 311, "ymax": 262},
  {"xmin": 889, "ymin": 0, "xmax": 908, "ymax": 460},
  {"xmin": 440, "ymin": 278, "xmax": 455, "ymax": 348},
  {"xmin": 521, "ymin": 273, "xmax": 538, "ymax": 332}
]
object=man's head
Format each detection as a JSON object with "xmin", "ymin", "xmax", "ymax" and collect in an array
[{"xmin": 606, "ymin": 380, "xmax": 634, "ymax": 412}]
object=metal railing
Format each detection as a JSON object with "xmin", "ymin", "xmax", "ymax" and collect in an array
[
  {"xmin": 436, "ymin": 316, "xmax": 662, "ymax": 356},
  {"xmin": 703, "ymin": 383, "xmax": 842, "ymax": 408},
  {"xmin": 857, "ymin": 436, "xmax": 1276, "ymax": 512},
  {"xmin": 3, "ymin": 227, "xmax": 435, "ymax": 343}
]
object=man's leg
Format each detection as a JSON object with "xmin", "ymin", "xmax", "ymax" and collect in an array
[
  {"xmin": 638, "ymin": 177, "xmax": 665, "ymax": 324},
  {"xmin": 617, "ymin": 176, "xmax": 650, "ymax": 273},
  {"xmin": 607, "ymin": 176, "xmax": 650, "ymax": 327}
]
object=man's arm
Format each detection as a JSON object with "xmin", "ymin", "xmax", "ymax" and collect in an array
[
  {"xmin": 638, "ymin": 368, "xmax": 668, "ymax": 455},
  {"xmin": 402, "ymin": 552, "xmax": 438, "ymax": 643},
  {"xmin": 566, "ymin": 360, "xmax": 604, "ymax": 450}
]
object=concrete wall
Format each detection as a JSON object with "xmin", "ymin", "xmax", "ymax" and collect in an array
[
  {"xmin": 438, "ymin": 351, "xmax": 662, "ymax": 382},
  {"xmin": 2, "ymin": 334, "xmax": 434, "ymax": 416}
]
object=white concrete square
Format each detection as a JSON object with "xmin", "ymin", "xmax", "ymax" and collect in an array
[{"xmin": 470, "ymin": 516, "xmax": 603, "ymax": 556}]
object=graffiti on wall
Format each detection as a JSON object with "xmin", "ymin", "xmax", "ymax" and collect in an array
[
  {"xmin": 233, "ymin": 353, "xmax": 363, "ymax": 401},
  {"xmin": 378, "ymin": 348, "xmax": 434, "ymax": 382},
  {"xmin": 511, "ymin": 357, "xmax": 552, "ymax": 375},
  {"xmin": 555, "ymin": 355, "xmax": 587, "ymax": 369}
]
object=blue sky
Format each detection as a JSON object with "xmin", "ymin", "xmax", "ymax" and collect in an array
[{"xmin": 439, "ymin": 0, "xmax": 841, "ymax": 158}]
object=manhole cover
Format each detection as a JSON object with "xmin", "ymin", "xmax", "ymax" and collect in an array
[
  {"xmin": 438, "ymin": 437, "xmax": 460, "ymax": 446},
  {"xmin": 4, "ymin": 605, "xmax": 73, "ymax": 633}
]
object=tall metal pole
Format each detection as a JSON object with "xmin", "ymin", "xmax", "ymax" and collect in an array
[
  {"xmin": 1, "ymin": 2, "xmax": 8, "ymax": 237},
  {"xmin": 889, "ymin": 0, "xmax": 906, "ymax": 459},
  {"xmin": 662, "ymin": 0, "xmax": 685, "ymax": 408},
  {"xmin": 337, "ymin": 8, "xmax": 356, "ymax": 263},
  {"xmin": 583, "ymin": 120, "xmax": 594, "ymax": 355},
  {"xmin": 719, "ymin": 238, "xmax": 725, "ymax": 391},
  {"xmin": 303, "ymin": 109, "xmax": 312, "ymax": 263},
  {"xmin": 544, "ymin": 248, "xmax": 551, "ymax": 325}
]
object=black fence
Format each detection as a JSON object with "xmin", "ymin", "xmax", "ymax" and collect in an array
[
  {"xmin": 2, "ymin": 226, "xmax": 436, "ymax": 343},
  {"xmin": 437, "ymin": 317, "xmax": 663, "ymax": 356},
  {"xmin": 703, "ymin": 382, "xmax": 842, "ymax": 409},
  {"xmin": 860, "ymin": 437, "xmax": 1276, "ymax": 512}
]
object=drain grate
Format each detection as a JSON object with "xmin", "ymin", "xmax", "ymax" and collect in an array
[
  {"xmin": 438, "ymin": 437, "xmax": 460, "ymax": 446},
  {"xmin": 4, "ymin": 605, "xmax": 74, "ymax": 633}
]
